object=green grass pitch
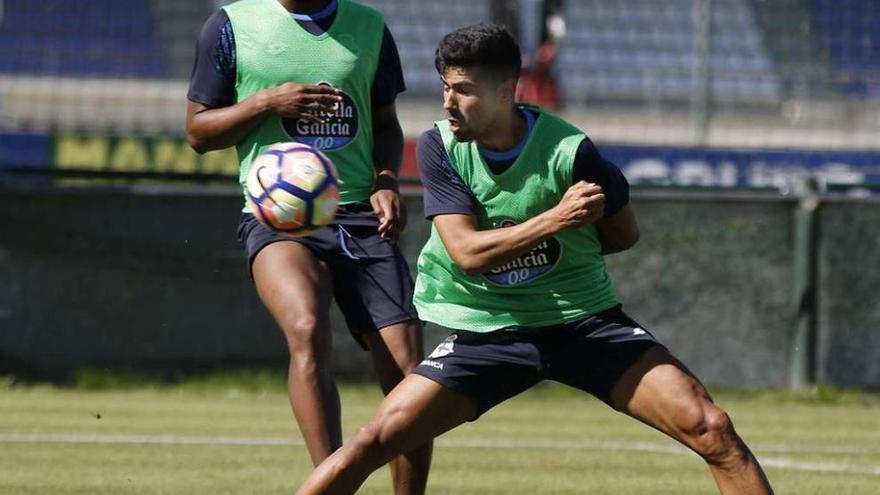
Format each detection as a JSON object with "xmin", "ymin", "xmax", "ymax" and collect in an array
[{"xmin": 1, "ymin": 378, "xmax": 878, "ymax": 494}]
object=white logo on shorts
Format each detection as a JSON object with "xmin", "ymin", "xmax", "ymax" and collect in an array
[
  {"xmin": 632, "ymin": 328, "xmax": 646, "ymax": 336},
  {"xmin": 420, "ymin": 360, "xmax": 444, "ymax": 370},
  {"xmin": 428, "ymin": 335, "xmax": 456, "ymax": 359}
]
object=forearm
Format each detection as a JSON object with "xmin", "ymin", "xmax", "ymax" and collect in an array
[
  {"xmin": 441, "ymin": 182, "xmax": 606, "ymax": 274},
  {"xmin": 186, "ymin": 92, "xmax": 272, "ymax": 153},
  {"xmin": 369, "ymin": 107, "xmax": 406, "ymax": 238},
  {"xmin": 450, "ymin": 212, "xmax": 561, "ymax": 275},
  {"xmin": 372, "ymin": 115, "xmax": 404, "ymax": 180}
]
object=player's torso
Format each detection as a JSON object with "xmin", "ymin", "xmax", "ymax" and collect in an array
[
  {"xmin": 414, "ymin": 111, "xmax": 619, "ymax": 331},
  {"xmin": 444, "ymin": 110, "xmax": 604, "ymax": 272},
  {"xmin": 225, "ymin": 0, "xmax": 384, "ymax": 205}
]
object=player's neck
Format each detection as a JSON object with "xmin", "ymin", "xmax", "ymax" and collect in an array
[
  {"xmin": 477, "ymin": 107, "xmax": 528, "ymax": 152},
  {"xmin": 277, "ymin": 0, "xmax": 332, "ymax": 14}
]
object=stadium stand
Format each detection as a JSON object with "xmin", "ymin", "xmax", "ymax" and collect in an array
[
  {"xmin": 812, "ymin": 0, "xmax": 880, "ymax": 97},
  {"xmin": 359, "ymin": 0, "xmax": 492, "ymax": 94},
  {"xmin": 0, "ymin": 0, "xmax": 877, "ymax": 147},
  {"xmin": 0, "ymin": 0, "xmax": 167, "ymax": 78},
  {"xmin": 151, "ymin": 0, "xmax": 217, "ymax": 79},
  {"xmin": 555, "ymin": 0, "xmax": 782, "ymax": 104},
  {"xmin": 749, "ymin": 0, "xmax": 837, "ymax": 98}
]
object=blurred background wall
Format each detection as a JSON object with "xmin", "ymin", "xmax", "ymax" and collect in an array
[{"xmin": 1, "ymin": 0, "xmax": 878, "ymax": 388}]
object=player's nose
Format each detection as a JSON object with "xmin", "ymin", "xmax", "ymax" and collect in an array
[{"xmin": 442, "ymin": 92, "xmax": 456, "ymax": 111}]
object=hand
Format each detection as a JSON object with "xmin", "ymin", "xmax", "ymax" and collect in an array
[
  {"xmin": 263, "ymin": 83, "xmax": 342, "ymax": 123},
  {"xmin": 370, "ymin": 173, "xmax": 406, "ymax": 240},
  {"xmin": 552, "ymin": 181, "xmax": 606, "ymax": 230}
]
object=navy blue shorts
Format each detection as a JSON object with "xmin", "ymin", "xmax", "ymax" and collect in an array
[
  {"xmin": 412, "ymin": 305, "xmax": 663, "ymax": 418},
  {"xmin": 237, "ymin": 210, "xmax": 419, "ymax": 349}
]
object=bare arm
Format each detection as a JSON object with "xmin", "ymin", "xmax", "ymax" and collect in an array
[
  {"xmin": 433, "ymin": 181, "xmax": 606, "ymax": 275},
  {"xmin": 185, "ymin": 83, "xmax": 342, "ymax": 154},
  {"xmin": 369, "ymin": 102, "xmax": 406, "ymax": 239},
  {"xmin": 185, "ymin": 96, "xmax": 270, "ymax": 154},
  {"xmin": 596, "ymin": 204, "xmax": 639, "ymax": 254},
  {"xmin": 372, "ymin": 102, "xmax": 404, "ymax": 178}
]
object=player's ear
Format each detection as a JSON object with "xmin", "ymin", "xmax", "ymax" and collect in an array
[{"xmin": 500, "ymin": 77, "xmax": 517, "ymax": 104}]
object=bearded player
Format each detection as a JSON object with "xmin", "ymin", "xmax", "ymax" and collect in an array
[{"xmin": 295, "ymin": 23, "xmax": 774, "ymax": 495}]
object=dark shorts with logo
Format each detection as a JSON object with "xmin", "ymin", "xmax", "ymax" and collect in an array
[
  {"xmin": 412, "ymin": 304, "xmax": 663, "ymax": 418},
  {"xmin": 237, "ymin": 208, "xmax": 419, "ymax": 349}
]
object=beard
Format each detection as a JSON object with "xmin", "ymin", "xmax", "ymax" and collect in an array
[
  {"xmin": 450, "ymin": 127, "xmax": 476, "ymax": 142},
  {"xmin": 448, "ymin": 115, "xmax": 477, "ymax": 142}
]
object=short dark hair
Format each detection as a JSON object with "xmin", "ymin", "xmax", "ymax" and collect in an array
[{"xmin": 434, "ymin": 24, "xmax": 521, "ymax": 82}]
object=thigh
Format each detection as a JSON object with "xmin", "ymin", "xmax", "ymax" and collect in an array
[
  {"xmin": 413, "ymin": 333, "xmax": 544, "ymax": 419},
  {"xmin": 329, "ymin": 224, "xmax": 419, "ymax": 347},
  {"xmin": 252, "ymin": 240, "xmax": 333, "ymax": 350},
  {"xmin": 364, "ymin": 374, "xmax": 478, "ymax": 454},
  {"xmin": 609, "ymin": 346, "xmax": 718, "ymax": 443},
  {"xmin": 545, "ymin": 307, "xmax": 662, "ymax": 405}
]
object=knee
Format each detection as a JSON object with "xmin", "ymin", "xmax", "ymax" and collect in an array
[
  {"xmin": 348, "ymin": 423, "xmax": 392, "ymax": 466},
  {"xmin": 680, "ymin": 404, "xmax": 747, "ymax": 467},
  {"xmin": 349, "ymin": 405, "xmax": 407, "ymax": 462},
  {"xmin": 278, "ymin": 314, "xmax": 330, "ymax": 367},
  {"xmin": 349, "ymin": 423, "xmax": 384, "ymax": 461}
]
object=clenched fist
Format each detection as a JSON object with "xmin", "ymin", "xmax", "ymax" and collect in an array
[{"xmin": 551, "ymin": 181, "xmax": 606, "ymax": 230}]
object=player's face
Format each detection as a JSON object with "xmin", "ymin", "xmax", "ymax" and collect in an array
[{"xmin": 441, "ymin": 67, "xmax": 514, "ymax": 142}]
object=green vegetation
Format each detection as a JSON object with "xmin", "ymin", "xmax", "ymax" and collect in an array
[{"xmin": 1, "ymin": 377, "xmax": 878, "ymax": 494}]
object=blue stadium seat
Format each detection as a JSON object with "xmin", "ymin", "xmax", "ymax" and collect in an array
[
  {"xmin": 813, "ymin": 0, "xmax": 880, "ymax": 96},
  {"xmin": 0, "ymin": 0, "xmax": 167, "ymax": 78},
  {"xmin": 557, "ymin": 0, "xmax": 782, "ymax": 103},
  {"xmin": 359, "ymin": 0, "xmax": 491, "ymax": 95}
]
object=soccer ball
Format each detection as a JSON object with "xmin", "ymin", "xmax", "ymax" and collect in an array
[{"xmin": 245, "ymin": 142, "xmax": 340, "ymax": 237}]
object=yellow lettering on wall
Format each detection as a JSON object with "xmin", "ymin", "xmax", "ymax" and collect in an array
[
  {"xmin": 110, "ymin": 138, "xmax": 150, "ymax": 172},
  {"xmin": 201, "ymin": 147, "xmax": 239, "ymax": 175},
  {"xmin": 55, "ymin": 135, "xmax": 239, "ymax": 177},
  {"xmin": 154, "ymin": 139, "xmax": 198, "ymax": 174},
  {"xmin": 55, "ymin": 136, "xmax": 109, "ymax": 170}
]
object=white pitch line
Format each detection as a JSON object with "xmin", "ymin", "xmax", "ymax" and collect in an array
[
  {"xmin": 0, "ymin": 433, "xmax": 292, "ymax": 446},
  {"xmin": 754, "ymin": 443, "xmax": 880, "ymax": 455},
  {"xmin": 760, "ymin": 458, "xmax": 880, "ymax": 476},
  {"xmin": 1, "ymin": 433, "xmax": 878, "ymax": 476}
]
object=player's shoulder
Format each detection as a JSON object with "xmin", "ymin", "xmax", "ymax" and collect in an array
[
  {"xmin": 575, "ymin": 134, "xmax": 601, "ymax": 155},
  {"xmin": 530, "ymin": 106, "xmax": 583, "ymax": 136},
  {"xmin": 221, "ymin": 0, "xmax": 263, "ymax": 14},
  {"xmin": 525, "ymin": 105, "xmax": 587, "ymax": 155},
  {"xmin": 417, "ymin": 127, "xmax": 443, "ymax": 149},
  {"xmin": 343, "ymin": 0, "xmax": 385, "ymax": 23},
  {"xmin": 199, "ymin": 7, "xmax": 230, "ymax": 35},
  {"xmin": 418, "ymin": 126, "xmax": 456, "ymax": 161}
]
